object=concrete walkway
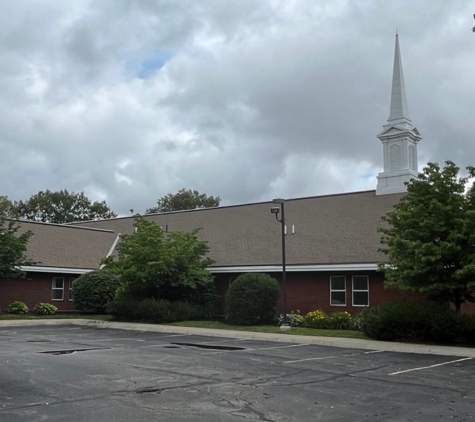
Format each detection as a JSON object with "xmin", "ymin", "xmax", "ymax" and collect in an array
[{"xmin": 1, "ymin": 318, "xmax": 475, "ymax": 358}]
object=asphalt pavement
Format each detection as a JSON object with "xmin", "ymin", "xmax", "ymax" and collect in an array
[{"xmin": 1, "ymin": 322, "xmax": 474, "ymax": 421}]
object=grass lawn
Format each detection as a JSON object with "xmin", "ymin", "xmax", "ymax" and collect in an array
[
  {"xmin": 168, "ymin": 320, "xmax": 368, "ymax": 339},
  {"xmin": 0, "ymin": 313, "xmax": 113, "ymax": 321},
  {"xmin": 0, "ymin": 314, "xmax": 366, "ymax": 340}
]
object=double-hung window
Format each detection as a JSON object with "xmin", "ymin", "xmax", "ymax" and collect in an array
[
  {"xmin": 352, "ymin": 276, "xmax": 369, "ymax": 306},
  {"xmin": 330, "ymin": 276, "xmax": 346, "ymax": 306},
  {"xmin": 52, "ymin": 277, "xmax": 65, "ymax": 301}
]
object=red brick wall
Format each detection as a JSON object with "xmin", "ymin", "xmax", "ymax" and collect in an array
[
  {"xmin": 214, "ymin": 271, "xmax": 424, "ymax": 316},
  {"xmin": 0, "ymin": 273, "xmax": 79, "ymax": 312}
]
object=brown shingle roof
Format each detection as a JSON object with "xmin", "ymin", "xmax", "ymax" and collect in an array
[
  {"xmin": 16, "ymin": 221, "xmax": 117, "ymax": 270},
  {"xmin": 69, "ymin": 190, "xmax": 403, "ymax": 267}
]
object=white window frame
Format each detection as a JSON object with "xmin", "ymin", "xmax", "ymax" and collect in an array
[
  {"xmin": 330, "ymin": 276, "xmax": 346, "ymax": 306},
  {"xmin": 69, "ymin": 278, "xmax": 77, "ymax": 301},
  {"xmin": 352, "ymin": 275, "xmax": 369, "ymax": 307},
  {"xmin": 52, "ymin": 277, "xmax": 65, "ymax": 301}
]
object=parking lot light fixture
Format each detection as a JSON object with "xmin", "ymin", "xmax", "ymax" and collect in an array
[{"xmin": 271, "ymin": 198, "xmax": 289, "ymax": 331}]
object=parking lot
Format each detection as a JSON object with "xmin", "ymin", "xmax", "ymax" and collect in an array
[{"xmin": 1, "ymin": 325, "xmax": 474, "ymax": 421}]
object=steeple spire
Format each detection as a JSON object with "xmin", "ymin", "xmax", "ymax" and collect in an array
[
  {"xmin": 387, "ymin": 33, "xmax": 412, "ymax": 128},
  {"xmin": 376, "ymin": 33, "xmax": 422, "ymax": 196}
]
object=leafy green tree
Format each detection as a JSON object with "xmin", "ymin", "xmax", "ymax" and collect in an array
[
  {"xmin": 0, "ymin": 196, "xmax": 18, "ymax": 219},
  {"xmin": 16, "ymin": 190, "xmax": 117, "ymax": 223},
  {"xmin": 102, "ymin": 216, "xmax": 215, "ymax": 301},
  {"xmin": 379, "ymin": 161, "xmax": 475, "ymax": 312},
  {"xmin": 146, "ymin": 188, "xmax": 220, "ymax": 213},
  {"xmin": 0, "ymin": 216, "xmax": 33, "ymax": 280}
]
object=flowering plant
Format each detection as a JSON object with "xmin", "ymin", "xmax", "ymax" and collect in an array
[{"xmin": 278, "ymin": 310, "xmax": 304, "ymax": 327}]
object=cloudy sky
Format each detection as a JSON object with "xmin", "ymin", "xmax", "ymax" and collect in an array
[{"xmin": 1, "ymin": 1, "xmax": 474, "ymax": 215}]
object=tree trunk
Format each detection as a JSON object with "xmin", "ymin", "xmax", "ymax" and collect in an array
[{"xmin": 454, "ymin": 300, "xmax": 461, "ymax": 314}]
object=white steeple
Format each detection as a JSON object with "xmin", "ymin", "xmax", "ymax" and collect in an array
[{"xmin": 376, "ymin": 33, "xmax": 422, "ymax": 196}]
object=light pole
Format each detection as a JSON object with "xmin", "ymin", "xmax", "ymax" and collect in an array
[{"xmin": 271, "ymin": 198, "xmax": 288, "ymax": 329}]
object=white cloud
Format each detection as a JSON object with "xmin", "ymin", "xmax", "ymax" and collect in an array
[{"xmin": 0, "ymin": 0, "xmax": 474, "ymax": 214}]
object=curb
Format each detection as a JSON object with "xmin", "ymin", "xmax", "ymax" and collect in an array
[{"xmin": 1, "ymin": 319, "xmax": 475, "ymax": 358}]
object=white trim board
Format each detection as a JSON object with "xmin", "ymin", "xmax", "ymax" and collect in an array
[
  {"xmin": 20, "ymin": 262, "xmax": 378, "ymax": 276},
  {"xmin": 208, "ymin": 263, "xmax": 378, "ymax": 273},
  {"xmin": 20, "ymin": 266, "xmax": 94, "ymax": 275}
]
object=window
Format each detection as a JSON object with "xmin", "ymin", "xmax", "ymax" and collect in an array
[
  {"xmin": 52, "ymin": 277, "xmax": 65, "ymax": 301},
  {"xmin": 69, "ymin": 278, "xmax": 77, "ymax": 301},
  {"xmin": 330, "ymin": 276, "xmax": 346, "ymax": 306},
  {"xmin": 352, "ymin": 276, "xmax": 369, "ymax": 306}
]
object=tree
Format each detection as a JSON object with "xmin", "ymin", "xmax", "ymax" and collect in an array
[
  {"xmin": 379, "ymin": 161, "xmax": 475, "ymax": 312},
  {"xmin": 146, "ymin": 188, "xmax": 220, "ymax": 213},
  {"xmin": 0, "ymin": 216, "xmax": 33, "ymax": 280},
  {"xmin": 16, "ymin": 190, "xmax": 117, "ymax": 223},
  {"xmin": 0, "ymin": 196, "xmax": 18, "ymax": 219},
  {"xmin": 102, "ymin": 216, "xmax": 215, "ymax": 301}
]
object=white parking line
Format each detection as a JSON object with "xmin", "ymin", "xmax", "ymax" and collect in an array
[
  {"xmin": 389, "ymin": 357, "xmax": 473, "ymax": 375},
  {"xmin": 363, "ymin": 350, "xmax": 384, "ymax": 354},
  {"xmin": 284, "ymin": 355, "xmax": 341, "ymax": 364},
  {"xmin": 256, "ymin": 344, "xmax": 310, "ymax": 351}
]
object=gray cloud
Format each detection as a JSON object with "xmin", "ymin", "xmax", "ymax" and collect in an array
[{"xmin": 0, "ymin": 0, "xmax": 474, "ymax": 215}]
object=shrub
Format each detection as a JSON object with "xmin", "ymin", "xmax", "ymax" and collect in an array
[
  {"xmin": 351, "ymin": 312, "xmax": 365, "ymax": 331},
  {"xmin": 7, "ymin": 301, "xmax": 29, "ymax": 314},
  {"xmin": 303, "ymin": 310, "xmax": 353, "ymax": 330},
  {"xmin": 278, "ymin": 312, "xmax": 304, "ymax": 327},
  {"xmin": 33, "ymin": 303, "xmax": 57, "ymax": 315},
  {"xmin": 327, "ymin": 311, "xmax": 352, "ymax": 330},
  {"xmin": 303, "ymin": 310, "xmax": 328, "ymax": 329},
  {"xmin": 359, "ymin": 300, "xmax": 475, "ymax": 345},
  {"xmin": 106, "ymin": 299, "xmax": 142, "ymax": 321},
  {"xmin": 107, "ymin": 299, "xmax": 203, "ymax": 323},
  {"xmin": 359, "ymin": 300, "xmax": 432, "ymax": 341},
  {"xmin": 225, "ymin": 273, "xmax": 280, "ymax": 325},
  {"xmin": 73, "ymin": 270, "xmax": 120, "ymax": 313}
]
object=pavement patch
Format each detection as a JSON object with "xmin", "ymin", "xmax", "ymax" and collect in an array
[{"xmin": 38, "ymin": 347, "xmax": 106, "ymax": 355}]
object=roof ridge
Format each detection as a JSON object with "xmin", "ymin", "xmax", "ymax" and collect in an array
[
  {"xmin": 12, "ymin": 219, "xmax": 115, "ymax": 233},
  {"xmin": 67, "ymin": 189, "xmax": 381, "ymax": 224}
]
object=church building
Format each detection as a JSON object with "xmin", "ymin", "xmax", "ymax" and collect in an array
[{"xmin": 1, "ymin": 35, "xmax": 437, "ymax": 314}]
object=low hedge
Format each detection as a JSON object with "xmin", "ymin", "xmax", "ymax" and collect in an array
[
  {"xmin": 359, "ymin": 300, "xmax": 475, "ymax": 346},
  {"xmin": 107, "ymin": 299, "xmax": 212, "ymax": 323}
]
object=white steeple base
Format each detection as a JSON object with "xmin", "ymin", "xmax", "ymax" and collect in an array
[{"xmin": 376, "ymin": 169, "xmax": 418, "ymax": 195}]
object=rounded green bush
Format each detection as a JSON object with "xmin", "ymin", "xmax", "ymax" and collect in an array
[
  {"xmin": 7, "ymin": 301, "xmax": 29, "ymax": 314},
  {"xmin": 33, "ymin": 302, "xmax": 58, "ymax": 315},
  {"xmin": 72, "ymin": 270, "xmax": 121, "ymax": 313},
  {"xmin": 225, "ymin": 273, "xmax": 280, "ymax": 325}
]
